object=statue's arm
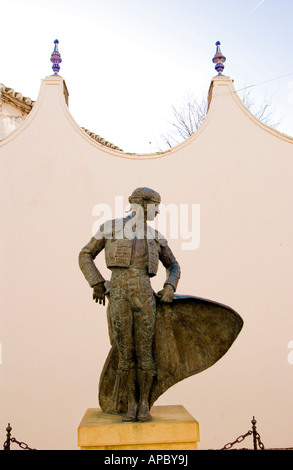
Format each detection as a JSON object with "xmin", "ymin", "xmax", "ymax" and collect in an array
[
  {"xmin": 78, "ymin": 233, "xmax": 106, "ymax": 288},
  {"xmin": 158, "ymin": 243, "xmax": 181, "ymax": 302},
  {"xmin": 159, "ymin": 243, "xmax": 181, "ymax": 291}
]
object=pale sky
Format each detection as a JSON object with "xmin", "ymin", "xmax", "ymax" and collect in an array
[{"xmin": 1, "ymin": 0, "xmax": 292, "ymax": 153}]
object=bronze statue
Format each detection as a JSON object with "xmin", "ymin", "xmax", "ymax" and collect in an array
[{"xmin": 79, "ymin": 188, "xmax": 243, "ymax": 423}]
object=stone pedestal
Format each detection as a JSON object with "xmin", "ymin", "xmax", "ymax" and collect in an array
[{"xmin": 78, "ymin": 405, "xmax": 199, "ymax": 450}]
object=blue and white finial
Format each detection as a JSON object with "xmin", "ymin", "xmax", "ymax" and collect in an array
[
  {"xmin": 212, "ymin": 41, "xmax": 226, "ymax": 75},
  {"xmin": 50, "ymin": 39, "xmax": 62, "ymax": 75}
]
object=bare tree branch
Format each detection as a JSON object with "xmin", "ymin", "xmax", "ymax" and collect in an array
[
  {"xmin": 239, "ymin": 89, "xmax": 281, "ymax": 128},
  {"xmin": 157, "ymin": 88, "xmax": 281, "ymax": 151}
]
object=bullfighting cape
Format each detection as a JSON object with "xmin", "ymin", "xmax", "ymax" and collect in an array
[{"xmin": 98, "ymin": 294, "xmax": 243, "ymax": 414}]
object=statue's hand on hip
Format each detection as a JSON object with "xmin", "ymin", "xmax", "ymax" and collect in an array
[
  {"xmin": 93, "ymin": 282, "xmax": 106, "ymax": 306},
  {"xmin": 157, "ymin": 284, "xmax": 174, "ymax": 303}
]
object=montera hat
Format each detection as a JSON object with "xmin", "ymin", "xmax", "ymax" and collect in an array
[{"xmin": 128, "ymin": 187, "xmax": 161, "ymax": 204}]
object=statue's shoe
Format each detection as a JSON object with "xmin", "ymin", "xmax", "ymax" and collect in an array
[
  {"xmin": 137, "ymin": 404, "xmax": 152, "ymax": 422},
  {"xmin": 122, "ymin": 404, "xmax": 138, "ymax": 422}
]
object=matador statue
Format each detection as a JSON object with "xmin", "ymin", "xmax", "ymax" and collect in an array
[{"xmin": 79, "ymin": 187, "xmax": 243, "ymax": 422}]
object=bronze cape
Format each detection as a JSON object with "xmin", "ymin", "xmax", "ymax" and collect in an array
[{"xmin": 99, "ymin": 294, "xmax": 243, "ymax": 414}]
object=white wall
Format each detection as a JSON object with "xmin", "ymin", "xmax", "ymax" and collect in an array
[{"xmin": 0, "ymin": 74, "xmax": 292, "ymax": 450}]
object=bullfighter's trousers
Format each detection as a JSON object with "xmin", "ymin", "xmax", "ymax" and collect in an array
[{"xmin": 109, "ymin": 267, "xmax": 156, "ymax": 375}]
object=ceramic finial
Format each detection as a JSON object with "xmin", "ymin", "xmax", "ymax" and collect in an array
[
  {"xmin": 50, "ymin": 39, "xmax": 62, "ymax": 75},
  {"xmin": 212, "ymin": 41, "xmax": 226, "ymax": 75}
]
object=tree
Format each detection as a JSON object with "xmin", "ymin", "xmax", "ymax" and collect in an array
[
  {"xmin": 239, "ymin": 89, "xmax": 280, "ymax": 128},
  {"xmin": 158, "ymin": 89, "xmax": 281, "ymax": 151}
]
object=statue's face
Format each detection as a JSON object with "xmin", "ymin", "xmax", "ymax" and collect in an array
[
  {"xmin": 131, "ymin": 200, "xmax": 160, "ymax": 222},
  {"xmin": 146, "ymin": 202, "xmax": 160, "ymax": 221}
]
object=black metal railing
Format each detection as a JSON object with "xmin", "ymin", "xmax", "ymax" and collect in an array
[
  {"xmin": 3, "ymin": 423, "xmax": 36, "ymax": 450},
  {"xmin": 219, "ymin": 416, "xmax": 265, "ymax": 450}
]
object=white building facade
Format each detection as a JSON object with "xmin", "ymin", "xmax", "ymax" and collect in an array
[{"xmin": 0, "ymin": 55, "xmax": 293, "ymax": 449}]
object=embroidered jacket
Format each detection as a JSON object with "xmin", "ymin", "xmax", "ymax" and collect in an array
[{"xmin": 78, "ymin": 216, "xmax": 180, "ymax": 291}]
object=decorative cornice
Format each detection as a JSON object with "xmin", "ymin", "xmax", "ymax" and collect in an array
[
  {"xmin": 81, "ymin": 127, "xmax": 123, "ymax": 151},
  {"xmin": 0, "ymin": 83, "xmax": 35, "ymax": 114}
]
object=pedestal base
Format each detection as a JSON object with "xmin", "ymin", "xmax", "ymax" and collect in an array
[{"xmin": 78, "ymin": 405, "xmax": 199, "ymax": 450}]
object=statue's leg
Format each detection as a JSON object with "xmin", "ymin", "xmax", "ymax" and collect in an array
[
  {"xmin": 137, "ymin": 369, "xmax": 155, "ymax": 422},
  {"xmin": 120, "ymin": 368, "xmax": 138, "ymax": 422},
  {"xmin": 132, "ymin": 277, "xmax": 156, "ymax": 422},
  {"xmin": 110, "ymin": 282, "xmax": 138, "ymax": 421}
]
